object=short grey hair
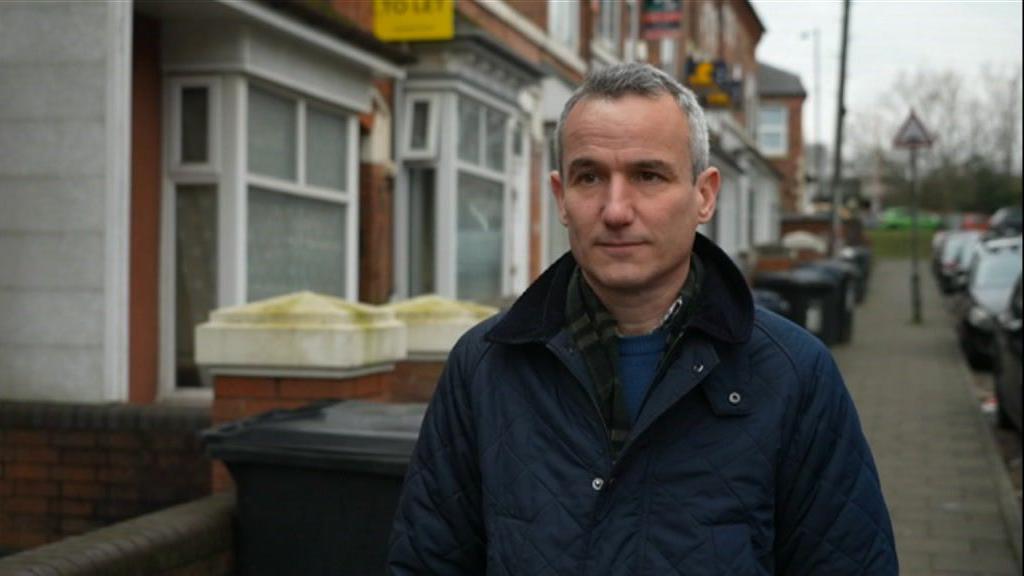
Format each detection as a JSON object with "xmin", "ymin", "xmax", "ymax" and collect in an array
[{"xmin": 554, "ymin": 63, "xmax": 710, "ymax": 184}]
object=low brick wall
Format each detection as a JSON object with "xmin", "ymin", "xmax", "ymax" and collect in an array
[
  {"xmin": 0, "ymin": 492, "xmax": 234, "ymax": 575},
  {"xmin": 390, "ymin": 361, "xmax": 445, "ymax": 402},
  {"xmin": 210, "ymin": 371, "xmax": 393, "ymax": 492},
  {"xmin": 0, "ymin": 402, "xmax": 211, "ymax": 554}
]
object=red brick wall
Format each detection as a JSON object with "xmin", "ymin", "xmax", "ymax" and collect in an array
[
  {"xmin": 329, "ymin": 0, "xmax": 373, "ymax": 29},
  {"xmin": 460, "ymin": 0, "xmax": 585, "ymax": 84},
  {"xmin": 0, "ymin": 493, "xmax": 234, "ymax": 575},
  {"xmin": 763, "ymin": 94, "xmax": 806, "ymax": 214},
  {"xmin": 359, "ymin": 162, "xmax": 394, "ymax": 304},
  {"xmin": 129, "ymin": 13, "xmax": 161, "ymax": 404},
  {"xmin": 507, "ymin": 0, "xmax": 547, "ymax": 29},
  {"xmin": 0, "ymin": 403, "xmax": 210, "ymax": 553},
  {"xmin": 210, "ymin": 372, "xmax": 394, "ymax": 492},
  {"xmin": 390, "ymin": 361, "xmax": 445, "ymax": 402}
]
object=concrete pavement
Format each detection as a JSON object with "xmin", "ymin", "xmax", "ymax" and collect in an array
[{"xmin": 831, "ymin": 258, "xmax": 1022, "ymax": 576}]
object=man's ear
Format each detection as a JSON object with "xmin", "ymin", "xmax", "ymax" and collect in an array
[
  {"xmin": 695, "ymin": 167, "xmax": 720, "ymax": 224},
  {"xmin": 550, "ymin": 170, "xmax": 568, "ymax": 226}
]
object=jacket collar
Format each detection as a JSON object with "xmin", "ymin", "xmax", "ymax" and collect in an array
[{"xmin": 486, "ymin": 233, "xmax": 754, "ymax": 346}]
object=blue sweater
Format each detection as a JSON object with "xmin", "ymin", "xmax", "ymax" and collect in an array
[{"xmin": 618, "ymin": 329, "xmax": 666, "ymax": 423}]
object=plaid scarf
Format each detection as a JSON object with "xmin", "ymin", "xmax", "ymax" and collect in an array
[{"xmin": 565, "ymin": 255, "xmax": 704, "ymax": 458}]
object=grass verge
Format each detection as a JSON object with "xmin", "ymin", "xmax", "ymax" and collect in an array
[{"xmin": 866, "ymin": 228, "xmax": 938, "ymax": 259}]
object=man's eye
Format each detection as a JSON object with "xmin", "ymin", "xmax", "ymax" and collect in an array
[
  {"xmin": 575, "ymin": 173, "xmax": 599, "ymax": 185},
  {"xmin": 636, "ymin": 171, "xmax": 663, "ymax": 183}
]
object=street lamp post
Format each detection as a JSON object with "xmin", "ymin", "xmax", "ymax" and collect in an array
[{"xmin": 801, "ymin": 28, "xmax": 822, "ymax": 213}]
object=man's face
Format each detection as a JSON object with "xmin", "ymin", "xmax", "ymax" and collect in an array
[{"xmin": 551, "ymin": 93, "xmax": 720, "ymax": 297}]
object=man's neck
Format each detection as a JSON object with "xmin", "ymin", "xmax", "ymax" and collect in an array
[{"xmin": 582, "ymin": 263, "xmax": 690, "ymax": 336}]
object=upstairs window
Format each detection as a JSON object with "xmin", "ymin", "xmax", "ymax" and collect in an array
[
  {"xmin": 594, "ymin": 0, "xmax": 621, "ymax": 53},
  {"xmin": 549, "ymin": 0, "xmax": 580, "ymax": 52},
  {"xmin": 758, "ymin": 105, "xmax": 788, "ymax": 157}
]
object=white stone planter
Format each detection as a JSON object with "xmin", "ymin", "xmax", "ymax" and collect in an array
[
  {"xmin": 384, "ymin": 295, "xmax": 498, "ymax": 360},
  {"xmin": 195, "ymin": 292, "xmax": 407, "ymax": 373}
]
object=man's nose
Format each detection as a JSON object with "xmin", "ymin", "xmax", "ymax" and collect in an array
[{"xmin": 602, "ymin": 173, "xmax": 635, "ymax": 228}]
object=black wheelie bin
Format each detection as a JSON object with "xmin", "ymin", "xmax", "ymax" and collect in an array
[
  {"xmin": 203, "ymin": 400, "xmax": 427, "ymax": 576},
  {"xmin": 800, "ymin": 259, "xmax": 860, "ymax": 343},
  {"xmin": 753, "ymin": 267, "xmax": 843, "ymax": 346}
]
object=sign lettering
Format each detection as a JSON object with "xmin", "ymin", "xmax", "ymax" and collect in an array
[{"xmin": 374, "ymin": 0, "xmax": 454, "ymax": 42}]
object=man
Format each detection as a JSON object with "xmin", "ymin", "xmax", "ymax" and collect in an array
[{"xmin": 388, "ymin": 63, "xmax": 897, "ymax": 575}]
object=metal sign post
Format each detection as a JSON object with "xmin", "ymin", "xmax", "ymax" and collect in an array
[{"xmin": 893, "ymin": 110, "xmax": 934, "ymax": 324}]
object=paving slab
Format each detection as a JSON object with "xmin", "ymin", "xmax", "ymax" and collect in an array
[{"xmin": 830, "ymin": 258, "xmax": 1022, "ymax": 576}]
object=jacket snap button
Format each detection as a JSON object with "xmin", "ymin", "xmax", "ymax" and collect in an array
[
  {"xmin": 728, "ymin": 391, "xmax": 742, "ymax": 405},
  {"xmin": 591, "ymin": 477, "xmax": 605, "ymax": 491},
  {"xmin": 693, "ymin": 362, "xmax": 704, "ymax": 374}
]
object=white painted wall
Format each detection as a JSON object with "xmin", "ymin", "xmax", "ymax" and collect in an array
[
  {"xmin": 753, "ymin": 169, "xmax": 781, "ymax": 246},
  {"xmin": 0, "ymin": 1, "xmax": 130, "ymax": 402},
  {"xmin": 713, "ymin": 165, "xmax": 742, "ymax": 258}
]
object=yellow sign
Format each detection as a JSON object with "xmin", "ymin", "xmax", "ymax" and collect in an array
[
  {"xmin": 687, "ymin": 61, "xmax": 716, "ymax": 88},
  {"xmin": 374, "ymin": 0, "xmax": 454, "ymax": 42}
]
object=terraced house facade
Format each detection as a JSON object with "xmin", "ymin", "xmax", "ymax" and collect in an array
[{"xmin": 0, "ymin": 0, "xmax": 796, "ymax": 555}]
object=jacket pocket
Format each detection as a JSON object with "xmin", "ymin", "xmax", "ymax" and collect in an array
[{"xmin": 712, "ymin": 523, "xmax": 766, "ymax": 576}]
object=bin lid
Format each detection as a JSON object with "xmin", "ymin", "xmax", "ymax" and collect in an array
[
  {"xmin": 788, "ymin": 267, "xmax": 840, "ymax": 288},
  {"xmin": 800, "ymin": 259, "xmax": 860, "ymax": 279},
  {"xmin": 755, "ymin": 268, "xmax": 837, "ymax": 290},
  {"xmin": 202, "ymin": 400, "xmax": 427, "ymax": 472}
]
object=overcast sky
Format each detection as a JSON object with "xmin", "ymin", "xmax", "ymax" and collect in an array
[{"xmin": 751, "ymin": 0, "xmax": 1024, "ymax": 149}]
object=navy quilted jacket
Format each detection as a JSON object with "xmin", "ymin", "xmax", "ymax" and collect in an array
[{"xmin": 388, "ymin": 235, "xmax": 897, "ymax": 575}]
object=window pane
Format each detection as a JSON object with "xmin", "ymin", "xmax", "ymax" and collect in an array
[
  {"xmin": 596, "ymin": 0, "xmax": 620, "ymax": 46},
  {"xmin": 759, "ymin": 106, "xmax": 785, "ymax": 125},
  {"xmin": 486, "ymin": 108, "xmax": 506, "ymax": 171},
  {"xmin": 457, "ymin": 172, "xmax": 503, "ymax": 303},
  {"xmin": 549, "ymin": 0, "xmax": 578, "ymax": 48},
  {"xmin": 458, "ymin": 97, "xmax": 481, "ymax": 165},
  {"xmin": 759, "ymin": 132, "xmax": 784, "ymax": 153},
  {"xmin": 248, "ymin": 87, "xmax": 296, "ymax": 180},
  {"xmin": 181, "ymin": 87, "xmax": 209, "ymax": 164},
  {"xmin": 247, "ymin": 187, "xmax": 346, "ymax": 301},
  {"xmin": 175, "ymin": 184, "xmax": 217, "ymax": 388},
  {"xmin": 306, "ymin": 106, "xmax": 348, "ymax": 191},
  {"xmin": 408, "ymin": 167, "xmax": 436, "ymax": 296},
  {"xmin": 660, "ymin": 38, "xmax": 677, "ymax": 74},
  {"xmin": 410, "ymin": 100, "xmax": 430, "ymax": 151}
]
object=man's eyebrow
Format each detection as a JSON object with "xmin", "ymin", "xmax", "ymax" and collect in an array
[
  {"xmin": 630, "ymin": 159, "xmax": 677, "ymax": 174},
  {"xmin": 566, "ymin": 157, "xmax": 601, "ymax": 175}
]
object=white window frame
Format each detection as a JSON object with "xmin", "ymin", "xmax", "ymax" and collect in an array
[
  {"xmin": 394, "ymin": 81, "xmax": 520, "ymax": 304},
  {"xmin": 758, "ymin": 104, "xmax": 788, "ymax": 157},
  {"xmin": 548, "ymin": 0, "xmax": 580, "ymax": 53},
  {"xmin": 159, "ymin": 75, "xmax": 359, "ymax": 401},
  {"xmin": 243, "ymin": 80, "xmax": 360, "ymax": 302},
  {"xmin": 454, "ymin": 92, "xmax": 512, "ymax": 300},
  {"xmin": 168, "ymin": 77, "xmax": 221, "ymax": 177},
  {"xmin": 161, "ymin": 75, "xmax": 225, "ymax": 403},
  {"xmin": 401, "ymin": 93, "xmax": 440, "ymax": 160},
  {"xmin": 593, "ymin": 0, "xmax": 622, "ymax": 54}
]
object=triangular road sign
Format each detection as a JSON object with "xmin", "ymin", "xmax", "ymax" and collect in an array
[{"xmin": 894, "ymin": 111, "xmax": 933, "ymax": 149}]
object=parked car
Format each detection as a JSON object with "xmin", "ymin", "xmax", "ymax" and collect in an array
[
  {"xmin": 988, "ymin": 205, "xmax": 1022, "ymax": 237},
  {"xmin": 960, "ymin": 212, "xmax": 990, "ymax": 231},
  {"xmin": 880, "ymin": 207, "xmax": 942, "ymax": 230},
  {"xmin": 936, "ymin": 230, "xmax": 983, "ymax": 293},
  {"xmin": 992, "ymin": 273, "xmax": 1022, "ymax": 431},
  {"xmin": 954, "ymin": 236, "xmax": 1023, "ymax": 370}
]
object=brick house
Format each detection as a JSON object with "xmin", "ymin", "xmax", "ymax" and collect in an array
[
  {"xmin": 756, "ymin": 61, "xmax": 807, "ymax": 215},
  {"xmin": 0, "ymin": 0, "xmax": 786, "ymax": 556}
]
